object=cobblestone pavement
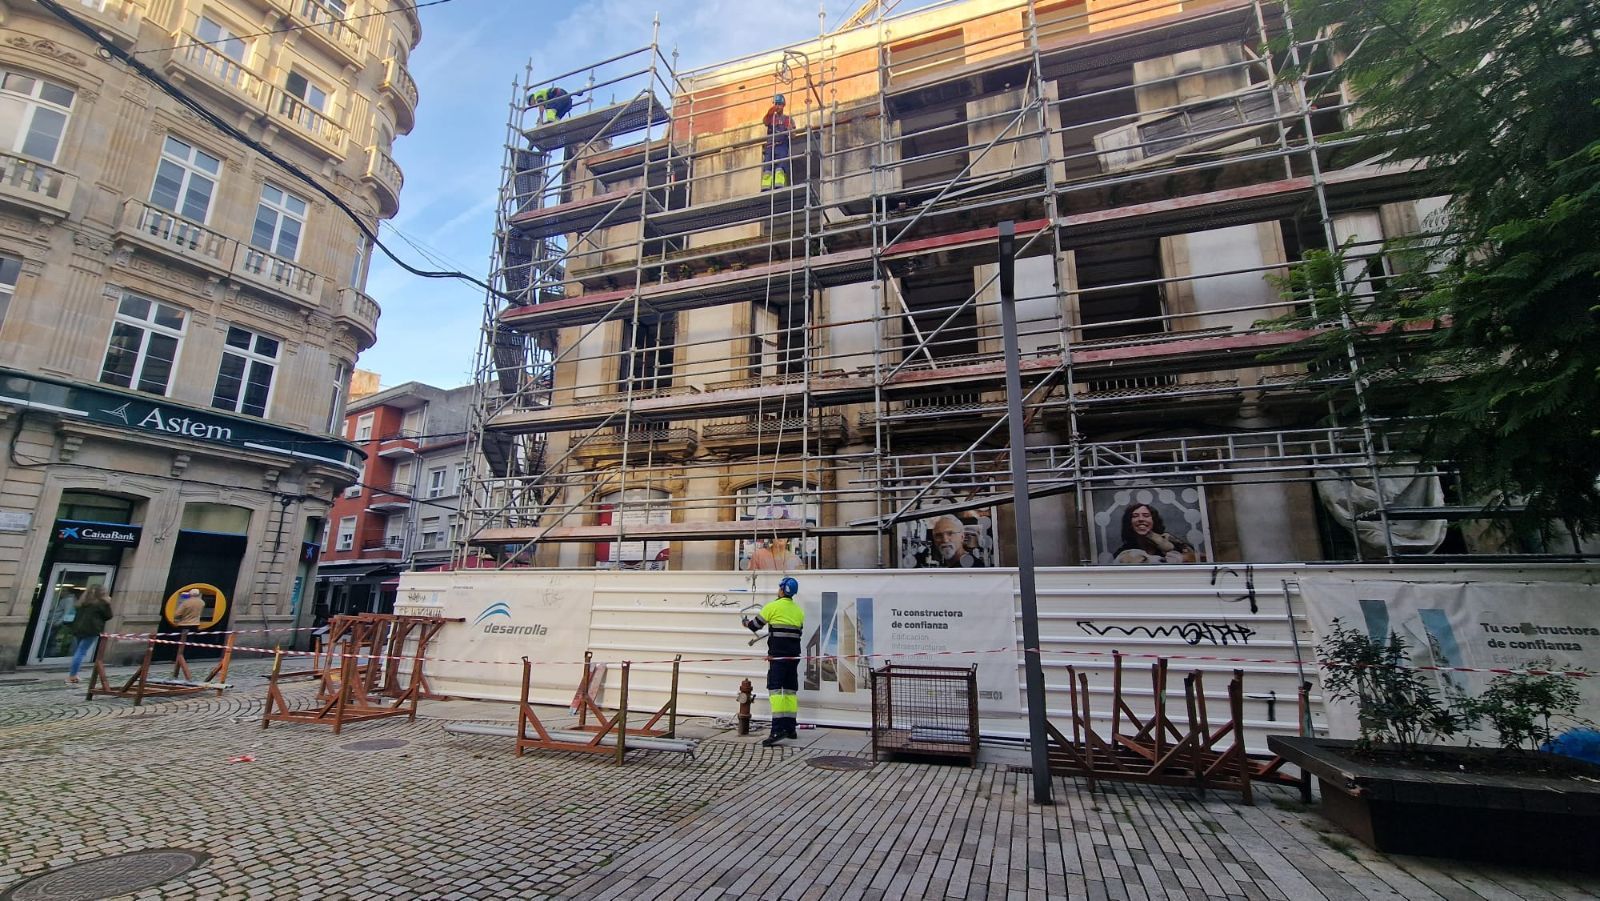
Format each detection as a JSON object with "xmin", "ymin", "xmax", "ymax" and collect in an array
[{"xmin": 3, "ymin": 663, "xmax": 1599, "ymax": 900}]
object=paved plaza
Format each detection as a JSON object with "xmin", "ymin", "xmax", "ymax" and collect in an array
[{"xmin": 2, "ymin": 660, "xmax": 1598, "ymax": 900}]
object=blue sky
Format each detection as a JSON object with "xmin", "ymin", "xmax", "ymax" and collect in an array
[{"xmin": 358, "ymin": 0, "xmax": 857, "ymax": 389}]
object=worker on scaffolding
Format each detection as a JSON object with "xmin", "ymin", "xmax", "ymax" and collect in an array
[
  {"xmin": 744, "ymin": 576, "xmax": 805, "ymax": 746},
  {"xmin": 760, "ymin": 93, "xmax": 793, "ymax": 190},
  {"xmin": 527, "ymin": 85, "xmax": 574, "ymax": 124}
]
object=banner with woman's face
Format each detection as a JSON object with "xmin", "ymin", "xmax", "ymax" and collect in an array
[{"xmin": 1090, "ymin": 484, "xmax": 1211, "ymax": 565}]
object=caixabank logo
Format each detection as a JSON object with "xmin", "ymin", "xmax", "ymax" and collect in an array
[{"xmin": 473, "ymin": 601, "xmax": 548, "ymax": 636}]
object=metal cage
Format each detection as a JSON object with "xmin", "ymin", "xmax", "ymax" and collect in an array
[{"xmin": 870, "ymin": 663, "xmax": 980, "ymax": 766}]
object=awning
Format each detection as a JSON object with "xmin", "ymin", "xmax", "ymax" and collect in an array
[{"xmin": 315, "ymin": 563, "xmax": 398, "ymax": 584}]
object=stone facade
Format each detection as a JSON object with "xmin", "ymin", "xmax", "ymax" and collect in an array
[{"xmin": 0, "ymin": 0, "xmax": 421, "ymax": 668}]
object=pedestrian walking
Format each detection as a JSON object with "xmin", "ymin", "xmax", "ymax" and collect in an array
[{"xmin": 65, "ymin": 584, "xmax": 112, "ymax": 684}]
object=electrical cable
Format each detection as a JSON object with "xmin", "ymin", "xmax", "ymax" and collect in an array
[{"xmin": 33, "ymin": 0, "xmax": 512, "ymax": 303}]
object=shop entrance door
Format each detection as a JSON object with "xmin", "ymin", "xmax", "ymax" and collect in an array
[{"xmin": 28, "ymin": 564, "xmax": 117, "ymax": 665}]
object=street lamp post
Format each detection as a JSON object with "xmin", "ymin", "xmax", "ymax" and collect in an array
[{"xmin": 998, "ymin": 220, "xmax": 1053, "ymax": 805}]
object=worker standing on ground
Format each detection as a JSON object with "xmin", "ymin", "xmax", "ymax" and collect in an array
[
  {"xmin": 527, "ymin": 85, "xmax": 574, "ymax": 124},
  {"xmin": 744, "ymin": 576, "xmax": 804, "ymax": 746},
  {"xmin": 761, "ymin": 94, "xmax": 793, "ymax": 190}
]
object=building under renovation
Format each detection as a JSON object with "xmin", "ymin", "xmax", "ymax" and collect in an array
[{"xmin": 456, "ymin": 0, "xmax": 1531, "ymax": 572}]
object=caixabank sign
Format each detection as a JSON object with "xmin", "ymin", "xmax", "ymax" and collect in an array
[
  {"xmin": 54, "ymin": 519, "xmax": 142, "ymax": 547},
  {"xmin": 0, "ymin": 366, "xmax": 361, "ymax": 470}
]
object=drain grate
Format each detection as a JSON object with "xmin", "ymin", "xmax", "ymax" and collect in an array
[
  {"xmin": 807, "ymin": 755, "xmax": 875, "ymax": 772},
  {"xmin": 339, "ymin": 738, "xmax": 409, "ymax": 752},
  {"xmin": 1, "ymin": 849, "xmax": 208, "ymax": 901}
]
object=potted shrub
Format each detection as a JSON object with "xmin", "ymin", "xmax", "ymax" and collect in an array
[{"xmin": 1268, "ymin": 621, "xmax": 1600, "ymax": 869}]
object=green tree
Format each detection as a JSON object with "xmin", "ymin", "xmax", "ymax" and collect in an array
[{"xmin": 1284, "ymin": 0, "xmax": 1600, "ymax": 534}]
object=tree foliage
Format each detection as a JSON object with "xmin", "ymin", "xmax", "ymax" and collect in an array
[{"xmin": 1284, "ymin": 0, "xmax": 1600, "ymax": 534}]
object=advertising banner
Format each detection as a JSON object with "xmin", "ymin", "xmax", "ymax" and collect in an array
[
  {"xmin": 796, "ymin": 572, "xmax": 1019, "ymax": 714},
  {"xmin": 399, "ymin": 572, "xmax": 598, "ymax": 702},
  {"xmin": 1299, "ymin": 578, "xmax": 1600, "ymax": 743}
]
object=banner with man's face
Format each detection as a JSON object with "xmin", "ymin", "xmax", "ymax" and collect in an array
[{"xmin": 899, "ymin": 509, "xmax": 999, "ymax": 568}]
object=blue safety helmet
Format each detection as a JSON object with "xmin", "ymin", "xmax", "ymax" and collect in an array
[
  {"xmin": 779, "ymin": 577, "xmax": 799, "ymax": 598},
  {"xmin": 773, "ymin": 93, "xmax": 786, "ymax": 105}
]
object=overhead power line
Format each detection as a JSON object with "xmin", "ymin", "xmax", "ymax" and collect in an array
[{"xmin": 34, "ymin": 0, "xmax": 510, "ymax": 303}]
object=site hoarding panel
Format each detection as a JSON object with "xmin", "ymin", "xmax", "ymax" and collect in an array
[
  {"xmin": 1301, "ymin": 577, "xmax": 1600, "ymax": 745},
  {"xmin": 397, "ymin": 564, "xmax": 1600, "ymax": 751}
]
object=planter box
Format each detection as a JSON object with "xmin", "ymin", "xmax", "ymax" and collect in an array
[{"xmin": 1269, "ymin": 735, "xmax": 1600, "ymax": 870}]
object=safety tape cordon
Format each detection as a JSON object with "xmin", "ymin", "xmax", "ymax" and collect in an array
[{"xmin": 97, "ymin": 632, "xmax": 1593, "ymax": 679}]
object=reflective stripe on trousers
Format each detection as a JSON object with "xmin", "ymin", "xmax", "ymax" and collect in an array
[{"xmin": 768, "ymin": 689, "xmax": 798, "ymax": 716}]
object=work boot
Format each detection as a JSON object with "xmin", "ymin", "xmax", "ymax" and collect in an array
[
  {"xmin": 774, "ymin": 168, "xmax": 788, "ymax": 188},
  {"xmin": 760, "ymin": 170, "xmax": 773, "ymax": 190},
  {"xmin": 761, "ymin": 731, "xmax": 783, "ymax": 747}
]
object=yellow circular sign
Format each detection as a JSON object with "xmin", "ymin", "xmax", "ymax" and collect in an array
[{"xmin": 164, "ymin": 583, "xmax": 228, "ymax": 630}]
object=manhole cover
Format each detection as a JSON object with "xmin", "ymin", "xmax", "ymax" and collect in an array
[
  {"xmin": 340, "ymin": 738, "xmax": 409, "ymax": 752},
  {"xmin": 1, "ymin": 849, "xmax": 208, "ymax": 901},
  {"xmin": 807, "ymin": 755, "xmax": 874, "ymax": 771}
]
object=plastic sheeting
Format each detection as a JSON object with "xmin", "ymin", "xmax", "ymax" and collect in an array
[{"xmin": 1316, "ymin": 467, "xmax": 1447, "ymax": 555}]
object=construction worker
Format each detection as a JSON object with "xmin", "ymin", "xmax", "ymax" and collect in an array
[
  {"xmin": 527, "ymin": 85, "xmax": 574, "ymax": 124},
  {"xmin": 760, "ymin": 93, "xmax": 793, "ymax": 190},
  {"xmin": 744, "ymin": 576, "xmax": 804, "ymax": 746}
]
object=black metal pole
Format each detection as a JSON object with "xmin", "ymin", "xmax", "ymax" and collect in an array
[{"xmin": 998, "ymin": 220, "xmax": 1053, "ymax": 805}]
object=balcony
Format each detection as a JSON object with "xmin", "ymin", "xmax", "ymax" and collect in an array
[
  {"xmin": 570, "ymin": 425, "xmax": 699, "ymax": 464},
  {"xmin": 114, "ymin": 199, "xmax": 231, "ymax": 275},
  {"xmin": 367, "ymin": 484, "xmax": 411, "ymax": 513},
  {"xmin": 286, "ymin": 0, "xmax": 369, "ymax": 65},
  {"xmin": 336, "ymin": 287, "xmax": 381, "ymax": 350},
  {"xmin": 232, "ymin": 245, "xmax": 321, "ymax": 308},
  {"xmin": 376, "ymin": 430, "xmax": 420, "ymax": 459},
  {"xmin": 360, "ymin": 537, "xmax": 405, "ymax": 560},
  {"xmin": 700, "ymin": 413, "xmax": 847, "ymax": 454},
  {"xmin": 380, "ymin": 56, "xmax": 418, "ymax": 133},
  {"xmin": 74, "ymin": 0, "xmax": 144, "ymax": 46},
  {"xmin": 0, "ymin": 152, "xmax": 77, "ymax": 220},
  {"xmin": 163, "ymin": 35, "xmax": 271, "ymax": 114},
  {"xmin": 266, "ymin": 86, "xmax": 349, "ymax": 158},
  {"xmin": 362, "ymin": 145, "xmax": 403, "ymax": 217}
]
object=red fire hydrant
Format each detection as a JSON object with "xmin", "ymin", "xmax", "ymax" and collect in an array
[{"xmin": 735, "ymin": 678, "xmax": 753, "ymax": 735}]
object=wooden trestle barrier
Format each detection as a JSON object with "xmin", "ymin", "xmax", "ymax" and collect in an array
[
  {"xmin": 1046, "ymin": 653, "xmax": 1311, "ymax": 804},
  {"xmin": 85, "ymin": 631, "xmax": 236, "ymax": 706},
  {"xmin": 259, "ymin": 612, "xmax": 459, "ymax": 734},
  {"xmin": 571, "ymin": 650, "xmax": 680, "ymax": 739},
  {"xmin": 442, "ymin": 652, "xmax": 693, "ymax": 765}
]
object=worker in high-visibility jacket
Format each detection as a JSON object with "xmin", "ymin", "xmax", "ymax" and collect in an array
[
  {"xmin": 527, "ymin": 86, "xmax": 574, "ymax": 124},
  {"xmin": 744, "ymin": 576, "xmax": 804, "ymax": 746}
]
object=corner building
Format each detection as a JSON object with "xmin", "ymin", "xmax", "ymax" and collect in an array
[{"xmin": 0, "ymin": 0, "xmax": 421, "ymax": 668}]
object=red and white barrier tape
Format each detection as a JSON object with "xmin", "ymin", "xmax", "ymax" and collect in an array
[{"xmin": 97, "ymin": 633, "xmax": 1593, "ymax": 679}]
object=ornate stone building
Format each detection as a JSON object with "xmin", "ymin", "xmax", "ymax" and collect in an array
[{"xmin": 0, "ymin": 0, "xmax": 420, "ymax": 668}]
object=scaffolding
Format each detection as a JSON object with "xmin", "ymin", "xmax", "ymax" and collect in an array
[{"xmin": 459, "ymin": 0, "xmax": 1503, "ymax": 571}]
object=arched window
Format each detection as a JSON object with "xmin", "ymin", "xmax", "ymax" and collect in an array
[
  {"xmin": 736, "ymin": 480, "xmax": 817, "ymax": 571},
  {"xmin": 596, "ymin": 488, "xmax": 670, "ymax": 570}
]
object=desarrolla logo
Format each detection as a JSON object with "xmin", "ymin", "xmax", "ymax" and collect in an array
[{"xmin": 473, "ymin": 601, "xmax": 547, "ymax": 636}]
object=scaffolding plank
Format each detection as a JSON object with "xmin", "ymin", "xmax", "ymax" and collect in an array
[
  {"xmin": 884, "ymin": 54, "xmax": 1034, "ymax": 116},
  {"xmin": 1056, "ymin": 164, "xmax": 1429, "ymax": 247},
  {"xmin": 499, "ymin": 247, "xmax": 875, "ymax": 330},
  {"xmin": 474, "ymin": 518, "xmax": 813, "ymax": 545},
  {"xmin": 1038, "ymin": 0, "xmax": 1264, "ymax": 81},
  {"xmin": 646, "ymin": 184, "xmax": 811, "ymax": 236},
  {"xmin": 507, "ymin": 187, "xmax": 664, "ymax": 240},
  {"xmin": 485, "ymin": 372, "xmax": 877, "ymax": 433},
  {"xmin": 522, "ymin": 93, "xmax": 671, "ymax": 152}
]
